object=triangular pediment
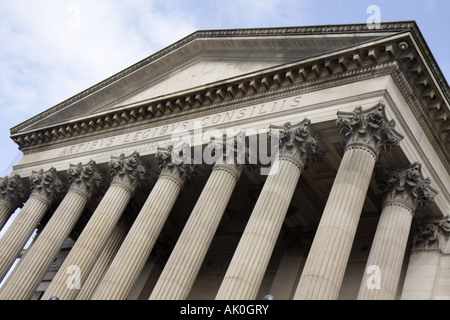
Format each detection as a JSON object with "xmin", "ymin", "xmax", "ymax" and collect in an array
[{"xmin": 11, "ymin": 23, "xmax": 413, "ymax": 134}]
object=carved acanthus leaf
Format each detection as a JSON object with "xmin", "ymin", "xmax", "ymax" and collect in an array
[
  {"xmin": 68, "ymin": 160, "xmax": 105, "ymax": 198},
  {"xmin": 206, "ymin": 131, "xmax": 250, "ymax": 176},
  {"xmin": 29, "ymin": 168, "xmax": 64, "ymax": 203},
  {"xmin": 270, "ymin": 119, "xmax": 327, "ymax": 168},
  {"xmin": 156, "ymin": 142, "xmax": 195, "ymax": 184},
  {"xmin": 0, "ymin": 175, "xmax": 29, "ymax": 209},
  {"xmin": 413, "ymin": 219, "xmax": 450, "ymax": 251},
  {"xmin": 336, "ymin": 103, "xmax": 403, "ymax": 157},
  {"xmin": 110, "ymin": 152, "xmax": 149, "ymax": 192},
  {"xmin": 376, "ymin": 162, "xmax": 437, "ymax": 211}
]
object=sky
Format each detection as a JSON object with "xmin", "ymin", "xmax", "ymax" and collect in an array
[{"xmin": 0, "ymin": 0, "xmax": 449, "ymax": 289}]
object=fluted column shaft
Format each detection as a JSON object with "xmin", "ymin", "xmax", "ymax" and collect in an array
[
  {"xmin": 76, "ymin": 223, "xmax": 128, "ymax": 300},
  {"xmin": 0, "ymin": 191, "xmax": 87, "ymax": 299},
  {"xmin": 0, "ymin": 162, "xmax": 102, "ymax": 300},
  {"xmin": 0, "ymin": 169, "xmax": 62, "ymax": 282},
  {"xmin": 0, "ymin": 201, "xmax": 15, "ymax": 231},
  {"xmin": 358, "ymin": 203, "xmax": 412, "ymax": 299},
  {"xmin": 216, "ymin": 119, "xmax": 324, "ymax": 300},
  {"xmin": 294, "ymin": 104, "xmax": 403, "ymax": 300},
  {"xmin": 149, "ymin": 163, "xmax": 241, "ymax": 300},
  {"xmin": 92, "ymin": 145, "xmax": 192, "ymax": 300},
  {"xmin": 216, "ymin": 159, "xmax": 300, "ymax": 299},
  {"xmin": 91, "ymin": 178, "xmax": 180, "ymax": 299},
  {"xmin": 41, "ymin": 152, "xmax": 147, "ymax": 300},
  {"xmin": 294, "ymin": 146, "xmax": 375, "ymax": 299},
  {"xmin": 40, "ymin": 183, "xmax": 130, "ymax": 300},
  {"xmin": 357, "ymin": 163, "xmax": 436, "ymax": 300}
]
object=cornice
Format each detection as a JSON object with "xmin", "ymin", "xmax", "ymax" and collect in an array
[
  {"xmin": 9, "ymin": 21, "xmax": 418, "ymax": 135},
  {"xmin": 13, "ymin": 60, "xmax": 398, "ymax": 155},
  {"xmin": 9, "ymin": 30, "xmax": 450, "ymax": 175}
]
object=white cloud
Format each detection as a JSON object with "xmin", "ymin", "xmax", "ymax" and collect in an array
[
  {"xmin": 0, "ymin": 0, "xmax": 198, "ymax": 174},
  {"xmin": 0, "ymin": 0, "xmax": 313, "ymax": 126},
  {"xmin": 0, "ymin": 1, "xmax": 198, "ymax": 119}
]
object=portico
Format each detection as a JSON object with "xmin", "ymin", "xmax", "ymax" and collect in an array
[{"xmin": 0, "ymin": 22, "xmax": 448, "ymax": 300}]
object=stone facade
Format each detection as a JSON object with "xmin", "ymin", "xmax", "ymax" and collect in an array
[{"xmin": 0, "ymin": 21, "xmax": 449, "ymax": 300}]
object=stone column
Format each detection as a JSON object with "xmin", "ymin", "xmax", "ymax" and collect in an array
[
  {"xmin": 294, "ymin": 104, "xmax": 403, "ymax": 300},
  {"xmin": 76, "ymin": 220, "xmax": 129, "ymax": 300},
  {"xmin": 149, "ymin": 134, "xmax": 246, "ymax": 300},
  {"xmin": 0, "ymin": 175, "xmax": 28, "ymax": 231},
  {"xmin": 357, "ymin": 162, "xmax": 436, "ymax": 300},
  {"xmin": 401, "ymin": 220, "xmax": 450, "ymax": 299},
  {"xmin": 0, "ymin": 168, "xmax": 63, "ymax": 282},
  {"xmin": 41, "ymin": 152, "xmax": 148, "ymax": 300},
  {"xmin": 92, "ymin": 144, "xmax": 194, "ymax": 300},
  {"xmin": 0, "ymin": 161, "xmax": 103, "ymax": 300},
  {"xmin": 216, "ymin": 119, "xmax": 325, "ymax": 300}
]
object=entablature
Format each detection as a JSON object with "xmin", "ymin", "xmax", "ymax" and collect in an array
[{"xmin": 10, "ymin": 32, "xmax": 450, "ymax": 178}]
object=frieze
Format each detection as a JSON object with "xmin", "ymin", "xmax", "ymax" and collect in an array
[
  {"xmin": 11, "ymin": 35, "xmax": 449, "ymax": 159},
  {"xmin": 56, "ymin": 95, "xmax": 301, "ymax": 158}
]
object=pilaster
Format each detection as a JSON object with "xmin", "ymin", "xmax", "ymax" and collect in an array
[
  {"xmin": 268, "ymin": 226, "xmax": 315, "ymax": 300},
  {"xmin": 76, "ymin": 219, "xmax": 130, "ymax": 300}
]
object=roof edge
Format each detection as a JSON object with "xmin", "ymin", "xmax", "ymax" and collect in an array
[
  {"xmin": 407, "ymin": 21, "xmax": 450, "ymax": 101},
  {"xmin": 9, "ymin": 21, "xmax": 419, "ymax": 135}
]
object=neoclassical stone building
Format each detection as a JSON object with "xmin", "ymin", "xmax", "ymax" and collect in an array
[{"xmin": 0, "ymin": 21, "xmax": 448, "ymax": 300}]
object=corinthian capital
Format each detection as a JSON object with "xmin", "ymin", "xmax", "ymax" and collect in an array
[
  {"xmin": 0, "ymin": 175, "xmax": 29, "ymax": 210},
  {"xmin": 68, "ymin": 160, "xmax": 105, "ymax": 199},
  {"xmin": 29, "ymin": 168, "xmax": 64, "ymax": 206},
  {"xmin": 207, "ymin": 131, "xmax": 249, "ymax": 177},
  {"xmin": 156, "ymin": 143, "xmax": 195, "ymax": 186},
  {"xmin": 376, "ymin": 162, "xmax": 437, "ymax": 212},
  {"xmin": 270, "ymin": 119, "xmax": 326, "ymax": 169},
  {"xmin": 412, "ymin": 218, "xmax": 450, "ymax": 251},
  {"xmin": 336, "ymin": 103, "xmax": 403, "ymax": 158},
  {"xmin": 110, "ymin": 152, "xmax": 149, "ymax": 193}
]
